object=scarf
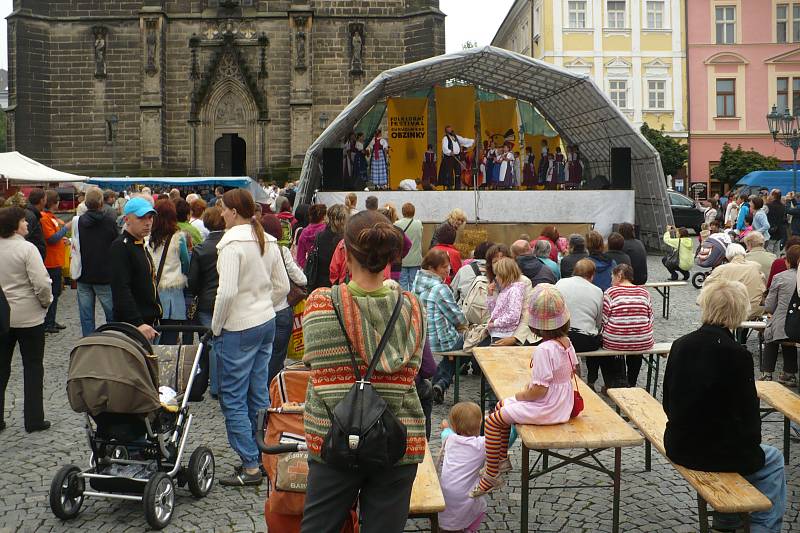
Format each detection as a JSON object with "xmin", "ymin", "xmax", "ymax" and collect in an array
[{"xmin": 372, "ymin": 136, "xmax": 383, "ymax": 160}]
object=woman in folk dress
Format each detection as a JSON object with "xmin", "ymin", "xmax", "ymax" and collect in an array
[{"xmin": 367, "ymin": 129, "xmax": 389, "ymax": 189}]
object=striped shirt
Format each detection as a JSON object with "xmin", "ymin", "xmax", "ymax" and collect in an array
[{"xmin": 602, "ymin": 285, "xmax": 654, "ymax": 352}]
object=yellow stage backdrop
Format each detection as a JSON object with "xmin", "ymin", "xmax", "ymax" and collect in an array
[
  {"xmin": 479, "ymin": 99, "xmax": 518, "ymax": 149},
  {"xmin": 387, "ymin": 97, "xmax": 428, "ymax": 188},
  {"xmin": 435, "ymin": 85, "xmax": 476, "ymax": 173},
  {"xmin": 524, "ymin": 133, "xmax": 562, "ymax": 171}
]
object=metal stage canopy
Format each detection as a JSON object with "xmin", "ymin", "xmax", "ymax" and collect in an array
[{"xmin": 297, "ymin": 46, "xmax": 674, "ymax": 248}]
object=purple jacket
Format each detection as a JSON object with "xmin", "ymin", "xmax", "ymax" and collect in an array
[{"xmin": 416, "ymin": 339, "xmax": 436, "ymax": 384}]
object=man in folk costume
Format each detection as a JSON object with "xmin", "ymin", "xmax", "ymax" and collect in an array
[
  {"xmin": 438, "ymin": 125, "xmax": 474, "ymax": 190},
  {"xmin": 367, "ymin": 129, "xmax": 389, "ymax": 189}
]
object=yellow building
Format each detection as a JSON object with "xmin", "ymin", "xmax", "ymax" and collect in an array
[{"xmin": 492, "ymin": 0, "xmax": 687, "ymax": 138}]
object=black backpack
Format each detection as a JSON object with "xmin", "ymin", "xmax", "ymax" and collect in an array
[
  {"xmin": 322, "ymin": 286, "xmax": 408, "ymax": 470},
  {"xmin": 303, "ymin": 232, "xmax": 321, "ymax": 290}
]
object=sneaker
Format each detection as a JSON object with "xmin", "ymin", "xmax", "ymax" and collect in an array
[
  {"xmin": 469, "ymin": 472, "xmax": 505, "ymax": 498},
  {"xmin": 44, "ymin": 326, "xmax": 59, "ymax": 334},
  {"xmin": 219, "ymin": 469, "xmax": 263, "ymax": 487},
  {"xmin": 55, "ymin": 322, "xmax": 67, "ymax": 330},
  {"xmin": 783, "ymin": 373, "xmax": 798, "ymax": 388},
  {"xmin": 432, "ymin": 384, "xmax": 444, "ymax": 405},
  {"xmin": 234, "ymin": 464, "xmax": 268, "ymax": 477},
  {"xmin": 760, "ymin": 372, "xmax": 773, "ymax": 381}
]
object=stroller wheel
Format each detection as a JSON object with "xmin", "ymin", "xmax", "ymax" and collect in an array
[
  {"xmin": 691, "ymin": 271, "xmax": 707, "ymax": 290},
  {"xmin": 187, "ymin": 446, "xmax": 215, "ymax": 498},
  {"xmin": 143, "ymin": 472, "xmax": 175, "ymax": 530},
  {"xmin": 49, "ymin": 465, "xmax": 85, "ymax": 520}
]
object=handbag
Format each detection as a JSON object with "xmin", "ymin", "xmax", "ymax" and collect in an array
[
  {"xmin": 303, "ymin": 233, "xmax": 322, "ymax": 291},
  {"xmin": 785, "ymin": 287, "xmax": 800, "ymax": 341},
  {"xmin": 570, "ymin": 372, "xmax": 584, "ymax": 418},
  {"xmin": 663, "ymin": 237, "xmax": 681, "ymax": 271},
  {"xmin": 322, "ymin": 285, "xmax": 408, "ymax": 470},
  {"xmin": 280, "ymin": 245, "xmax": 307, "ymax": 307}
]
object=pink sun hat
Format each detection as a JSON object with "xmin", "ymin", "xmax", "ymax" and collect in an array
[{"xmin": 528, "ymin": 283, "xmax": 570, "ymax": 331}]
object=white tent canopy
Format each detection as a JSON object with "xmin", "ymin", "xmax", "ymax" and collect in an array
[
  {"xmin": 297, "ymin": 46, "xmax": 673, "ymax": 248},
  {"xmin": 0, "ymin": 151, "xmax": 88, "ymax": 184}
]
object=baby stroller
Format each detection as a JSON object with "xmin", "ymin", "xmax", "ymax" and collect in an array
[
  {"xmin": 692, "ymin": 234, "xmax": 729, "ymax": 289},
  {"xmin": 255, "ymin": 361, "xmax": 358, "ymax": 533},
  {"xmin": 49, "ymin": 323, "xmax": 215, "ymax": 530}
]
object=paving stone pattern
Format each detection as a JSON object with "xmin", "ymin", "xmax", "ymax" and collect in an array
[{"xmin": 0, "ymin": 256, "xmax": 798, "ymax": 532}]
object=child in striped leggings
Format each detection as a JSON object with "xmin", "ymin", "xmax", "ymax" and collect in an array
[{"xmin": 471, "ymin": 284, "xmax": 579, "ymax": 496}]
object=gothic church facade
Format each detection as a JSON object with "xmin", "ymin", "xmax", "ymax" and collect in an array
[{"xmin": 6, "ymin": 1, "xmax": 444, "ymax": 178}]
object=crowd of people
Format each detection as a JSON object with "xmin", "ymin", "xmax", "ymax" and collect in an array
[{"xmin": 0, "ymin": 182, "xmax": 791, "ymax": 532}]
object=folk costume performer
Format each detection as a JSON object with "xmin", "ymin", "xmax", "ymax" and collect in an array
[{"xmin": 438, "ymin": 125, "xmax": 475, "ymax": 190}]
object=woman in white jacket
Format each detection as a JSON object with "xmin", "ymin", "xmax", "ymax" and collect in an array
[
  {"xmin": 0, "ymin": 206, "xmax": 53, "ymax": 433},
  {"xmin": 213, "ymin": 189, "xmax": 284, "ymax": 487}
]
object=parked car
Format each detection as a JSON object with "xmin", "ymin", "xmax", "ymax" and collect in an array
[{"xmin": 668, "ymin": 190, "xmax": 704, "ymax": 233}]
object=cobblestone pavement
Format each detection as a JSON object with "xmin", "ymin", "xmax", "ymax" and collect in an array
[{"xmin": 1, "ymin": 256, "xmax": 798, "ymax": 532}]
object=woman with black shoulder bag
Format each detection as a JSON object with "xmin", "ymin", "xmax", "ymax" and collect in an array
[{"xmin": 300, "ymin": 210, "xmax": 427, "ymax": 533}]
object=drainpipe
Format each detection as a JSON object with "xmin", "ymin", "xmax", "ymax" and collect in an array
[{"xmin": 684, "ymin": 0, "xmax": 692, "ymax": 190}]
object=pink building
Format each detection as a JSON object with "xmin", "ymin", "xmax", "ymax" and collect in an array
[{"xmin": 688, "ymin": 0, "xmax": 800, "ymax": 195}]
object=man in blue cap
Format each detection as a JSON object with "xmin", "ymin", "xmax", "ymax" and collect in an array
[{"xmin": 110, "ymin": 196, "xmax": 161, "ymax": 341}]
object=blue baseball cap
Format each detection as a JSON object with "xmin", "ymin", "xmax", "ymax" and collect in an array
[{"xmin": 123, "ymin": 197, "xmax": 156, "ymax": 217}]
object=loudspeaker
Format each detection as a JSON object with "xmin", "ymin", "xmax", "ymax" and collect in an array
[
  {"xmin": 610, "ymin": 147, "xmax": 632, "ymax": 189},
  {"xmin": 322, "ymin": 148, "xmax": 344, "ymax": 190},
  {"xmin": 583, "ymin": 175, "xmax": 610, "ymax": 190}
]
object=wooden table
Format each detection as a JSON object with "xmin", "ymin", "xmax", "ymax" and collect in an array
[
  {"xmin": 576, "ymin": 342, "xmax": 672, "ymax": 398},
  {"xmin": 644, "ymin": 281, "xmax": 688, "ymax": 319},
  {"xmin": 474, "ymin": 346, "xmax": 643, "ymax": 533},
  {"xmin": 408, "ymin": 444, "xmax": 446, "ymax": 532},
  {"xmin": 757, "ymin": 381, "xmax": 800, "ymax": 465},
  {"xmin": 737, "ymin": 320, "xmax": 767, "ymax": 364},
  {"xmin": 433, "ymin": 350, "xmax": 471, "ymax": 404}
]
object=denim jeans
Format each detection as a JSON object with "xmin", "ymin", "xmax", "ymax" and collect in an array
[
  {"xmin": 197, "ymin": 311, "xmax": 217, "ymax": 395},
  {"xmin": 76, "ymin": 282, "xmax": 114, "ymax": 337},
  {"xmin": 44, "ymin": 268, "xmax": 62, "ymax": 328},
  {"xmin": 432, "ymin": 336, "xmax": 464, "ymax": 391},
  {"xmin": 269, "ymin": 306, "xmax": 294, "ymax": 385},
  {"xmin": 399, "ymin": 266, "xmax": 420, "ymax": 292},
  {"xmin": 215, "ymin": 319, "xmax": 275, "ymax": 469},
  {"xmin": 713, "ymin": 444, "xmax": 786, "ymax": 533}
]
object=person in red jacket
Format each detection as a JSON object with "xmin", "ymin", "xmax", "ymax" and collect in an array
[
  {"xmin": 40, "ymin": 190, "xmax": 71, "ymax": 333},
  {"xmin": 431, "ymin": 223, "xmax": 461, "ymax": 285}
]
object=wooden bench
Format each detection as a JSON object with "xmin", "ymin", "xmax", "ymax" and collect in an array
[
  {"xmin": 644, "ymin": 280, "xmax": 688, "ymax": 319},
  {"xmin": 474, "ymin": 346, "xmax": 643, "ymax": 533},
  {"xmin": 576, "ymin": 342, "xmax": 672, "ymax": 397},
  {"xmin": 757, "ymin": 381, "xmax": 800, "ymax": 465},
  {"xmin": 432, "ymin": 350, "xmax": 471, "ymax": 404},
  {"xmin": 408, "ymin": 444, "xmax": 445, "ymax": 532},
  {"xmin": 608, "ymin": 387, "xmax": 771, "ymax": 533}
]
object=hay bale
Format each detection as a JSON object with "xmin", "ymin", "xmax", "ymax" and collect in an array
[{"xmin": 455, "ymin": 227, "xmax": 488, "ymax": 258}]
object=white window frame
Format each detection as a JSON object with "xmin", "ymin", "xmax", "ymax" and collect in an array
[
  {"xmin": 533, "ymin": 1, "xmax": 542, "ymax": 38},
  {"xmin": 567, "ymin": 0, "xmax": 588, "ymax": 29},
  {"xmin": 794, "ymin": 4, "xmax": 800, "ymax": 42},
  {"xmin": 646, "ymin": 0, "xmax": 665, "ymax": 29},
  {"xmin": 609, "ymin": 79, "xmax": 629, "ymax": 110},
  {"xmin": 606, "ymin": 0, "xmax": 628, "ymax": 29},
  {"xmin": 715, "ymin": 5, "xmax": 736, "ymax": 44},
  {"xmin": 778, "ymin": 4, "xmax": 789, "ymax": 43},
  {"xmin": 647, "ymin": 80, "xmax": 667, "ymax": 110}
]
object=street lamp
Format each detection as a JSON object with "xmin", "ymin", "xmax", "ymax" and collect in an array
[{"xmin": 767, "ymin": 104, "xmax": 800, "ymax": 193}]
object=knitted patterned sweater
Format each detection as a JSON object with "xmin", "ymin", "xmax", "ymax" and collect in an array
[{"xmin": 302, "ymin": 283, "xmax": 427, "ymax": 465}]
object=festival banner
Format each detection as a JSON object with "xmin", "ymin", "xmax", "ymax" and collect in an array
[
  {"xmin": 435, "ymin": 85, "xmax": 477, "ymax": 174},
  {"xmin": 387, "ymin": 97, "xmax": 428, "ymax": 189},
  {"xmin": 479, "ymin": 99, "xmax": 519, "ymax": 150}
]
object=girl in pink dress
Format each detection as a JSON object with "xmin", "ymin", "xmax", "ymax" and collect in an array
[
  {"xmin": 438, "ymin": 402, "xmax": 486, "ymax": 533},
  {"xmin": 471, "ymin": 284, "xmax": 578, "ymax": 496}
]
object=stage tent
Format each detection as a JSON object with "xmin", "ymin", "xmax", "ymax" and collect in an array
[
  {"xmin": 0, "ymin": 151, "xmax": 88, "ymax": 184},
  {"xmin": 86, "ymin": 176, "xmax": 269, "ymax": 204},
  {"xmin": 296, "ymin": 46, "xmax": 674, "ymax": 249}
]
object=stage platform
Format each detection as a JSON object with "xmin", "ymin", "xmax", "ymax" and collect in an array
[{"xmin": 315, "ymin": 190, "xmax": 635, "ymax": 236}]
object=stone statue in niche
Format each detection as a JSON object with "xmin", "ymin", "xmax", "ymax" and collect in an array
[
  {"xmin": 145, "ymin": 20, "xmax": 158, "ymax": 76},
  {"xmin": 294, "ymin": 17, "xmax": 307, "ymax": 70},
  {"xmin": 348, "ymin": 22, "xmax": 364, "ymax": 75},
  {"xmin": 92, "ymin": 26, "xmax": 108, "ymax": 79}
]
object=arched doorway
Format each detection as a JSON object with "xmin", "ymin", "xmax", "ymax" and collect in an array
[{"xmin": 214, "ymin": 133, "xmax": 247, "ymax": 176}]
